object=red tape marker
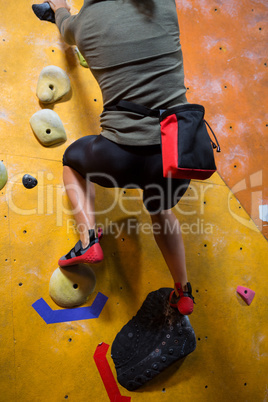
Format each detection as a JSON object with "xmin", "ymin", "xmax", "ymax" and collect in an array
[{"xmin": 93, "ymin": 343, "xmax": 131, "ymax": 402}]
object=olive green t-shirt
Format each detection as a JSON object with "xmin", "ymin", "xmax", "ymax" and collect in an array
[{"xmin": 55, "ymin": 0, "xmax": 188, "ymax": 145}]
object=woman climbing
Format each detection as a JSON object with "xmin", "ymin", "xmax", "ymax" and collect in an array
[{"xmin": 43, "ymin": 0, "xmax": 195, "ymax": 315}]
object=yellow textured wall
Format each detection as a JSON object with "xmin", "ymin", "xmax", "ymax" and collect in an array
[{"xmin": 0, "ymin": 1, "xmax": 267, "ymax": 401}]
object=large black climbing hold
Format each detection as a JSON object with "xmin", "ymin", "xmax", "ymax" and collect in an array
[
  {"xmin": 111, "ymin": 288, "xmax": 196, "ymax": 391},
  {"xmin": 32, "ymin": 3, "xmax": 55, "ymax": 23},
  {"xmin": 22, "ymin": 174, "xmax": 38, "ymax": 189}
]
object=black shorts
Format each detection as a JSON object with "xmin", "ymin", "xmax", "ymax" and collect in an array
[{"xmin": 62, "ymin": 134, "xmax": 190, "ymax": 214}]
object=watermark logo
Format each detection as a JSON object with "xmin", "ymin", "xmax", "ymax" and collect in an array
[
  {"xmin": 5, "ymin": 170, "xmax": 218, "ymax": 236},
  {"xmin": 66, "ymin": 217, "xmax": 213, "ymax": 238},
  {"xmin": 228, "ymin": 170, "xmax": 263, "ymax": 232}
]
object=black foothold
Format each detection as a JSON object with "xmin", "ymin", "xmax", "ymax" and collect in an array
[
  {"xmin": 32, "ymin": 3, "xmax": 55, "ymax": 23},
  {"xmin": 111, "ymin": 288, "xmax": 196, "ymax": 391},
  {"xmin": 22, "ymin": 174, "xmax": 38, "ymax": 189},
  {"xmin": 127, "ymin": 381, "xmax": 136, "ymax": 391}
]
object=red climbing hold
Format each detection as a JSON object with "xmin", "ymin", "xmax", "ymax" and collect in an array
[{"xmin": 236, "ymin": 286, "xmax": 255, "ymax": 305}]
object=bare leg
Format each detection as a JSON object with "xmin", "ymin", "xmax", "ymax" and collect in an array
[
  {"xmin": 150, "ymin": 210, "xmax": 188, "ymax": 292},
  {"xmin": 63, "ymin": 166, "xmax": 96, "ymax": 248}
]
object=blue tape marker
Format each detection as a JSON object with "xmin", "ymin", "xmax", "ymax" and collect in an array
[{"xmin": 32, "ymin": 292, "xmax": 108, "ymax": 324}]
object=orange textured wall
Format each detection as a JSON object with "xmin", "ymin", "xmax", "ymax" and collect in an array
[
  {"xmin": 0, "ymin": 1, "xmax": 267, "ymax": 401},
  {"xmin": 176, "ymin": 0, "xmax": 268, "ymax": 237}
]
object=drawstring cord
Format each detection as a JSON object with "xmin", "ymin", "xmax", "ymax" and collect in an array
[{"xmin": 204, "ymin": 120, "xmax": 221, "ymax": 152}]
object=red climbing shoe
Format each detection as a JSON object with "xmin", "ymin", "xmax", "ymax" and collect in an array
[
  {"xmin": 58, "ymin": 228, "xmax": 104, "ymax": 267},
  {"xmin": 169, "ymin": 282, "xmax": 195, "ymax": 315}
]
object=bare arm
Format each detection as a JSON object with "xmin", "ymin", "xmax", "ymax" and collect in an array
[{"xmin": 44, "ymin": 0, "xmax": 70, "ymax": 12}]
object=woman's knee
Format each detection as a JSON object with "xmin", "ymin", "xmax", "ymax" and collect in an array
[{"xmin": 149, "ymin": 208, "xmax": 173, "ymax": 222}]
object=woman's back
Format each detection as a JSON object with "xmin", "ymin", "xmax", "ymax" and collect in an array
[{"xmin": 56, "ymin": 0, "xmax": 188, "ymax": 145}]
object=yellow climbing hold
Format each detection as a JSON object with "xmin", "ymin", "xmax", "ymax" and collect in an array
[
  {"xmin": 30, "ymin": 109, "xmax": 67, "ymax": 147},
  {"xmin": 49, "ymin": 265, "xmax": 96, "ymax": 308},
  {"xmin": 0, "ymin": 161, "xmax": 8, "ymax": 190},
  {"xmin": 36, "ymin": 65, "xmax": 71, "ymax": 104}
]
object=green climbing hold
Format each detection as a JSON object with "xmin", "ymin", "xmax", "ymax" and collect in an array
[
  {"xmin": 0, "ymin": 161, "xmax": 8, "ymax": 190},
  {"xmin": 76, "ymin": 47, "xmax": 89, "ymax": 68}
]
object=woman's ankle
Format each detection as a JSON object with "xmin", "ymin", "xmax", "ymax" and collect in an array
[
  {"xmin": 80, "ymin": 229, "xmax": 95, "ymax": 249},
  {"xmin": 174, "ymin": 282, "xmax": 188, "ymax": 296}
]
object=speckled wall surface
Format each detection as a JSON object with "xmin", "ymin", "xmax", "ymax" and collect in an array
[
  {"xmin": 176, "ymin": 0, "xmax": 268, "ymax": 238},
  {"xmin": 0, "ymin": 1, "xmax": 267, "ymax": 401}
]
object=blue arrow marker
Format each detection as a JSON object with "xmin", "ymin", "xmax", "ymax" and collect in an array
[{"xmin": 32, "ymin": 292, "xmax": 108, "ymax": 324}]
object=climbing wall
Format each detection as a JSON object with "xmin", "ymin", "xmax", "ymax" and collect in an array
[
  {"xmin": 0, "ymin": 0, "xmax": 267, "ymax": 401},
  {"xmin": 177, "ymin": 0, "xmax": 268, "ymax": 239}
]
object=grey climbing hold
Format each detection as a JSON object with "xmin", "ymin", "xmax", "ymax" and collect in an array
[
  {"xmin": 22, "ymin": 174, "xmax": 38, "ymax": 189},
  {"xmin": 0, "ymin": 161, "xmax": 8, "ymax": 190}
]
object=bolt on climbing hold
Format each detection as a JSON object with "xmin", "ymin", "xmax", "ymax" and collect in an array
[
  {"xmin": 49, "ymin": 265, "xmax": 96, "ymax": 308},
  {"xmin": 0, "ymin": 161, "xmax": 8, "ymax": 190},
  {"xmin": 36, "ymin": 65, "xmax": 71, "ymax": 104},
  {"xmin": 22, "ymin": 174, "xmax": 38, "ymax": 189},
  {"xmin": 30, "ymin": 109, "xmax": 67, "ymax": 147},
  {"xmin": 75, "ymin": 47, "xmax": 89, "ymax": 68},
  {"xmin": 32, "ymin": 3, "xmax": 55, "ymax": 23},
  {"xmin": 236, "ymin": 286, "xmax": 255, "ymax": 305}
]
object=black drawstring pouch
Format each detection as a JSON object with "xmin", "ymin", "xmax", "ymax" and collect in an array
[
  {"xmin": 159, "ymin": 104, "xmax": 221, "ymax": 179},
  {"xmin": 105, "ymin": 100, "xmax": 221, "ymax": 180}
]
